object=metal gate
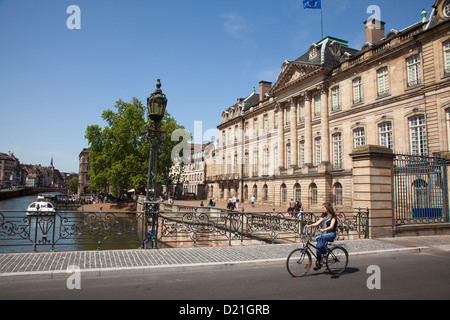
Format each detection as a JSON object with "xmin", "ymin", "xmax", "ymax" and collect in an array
[{"xmin": 394, "ymin": 153, "xmax": 449, "ymax": 225}]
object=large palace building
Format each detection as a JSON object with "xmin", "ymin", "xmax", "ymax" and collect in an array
[{"xmin": 205, "ymin": 0, "xmax": 450, "ymax": 212}]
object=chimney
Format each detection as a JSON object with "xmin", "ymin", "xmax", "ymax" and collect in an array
[
  {"xmin": 364, "ymin": 18, "xmax": 385, "ymax": 44},
  {"xmin": 259, "ymin": 81, "xmax": 272, "ymax": 101}
]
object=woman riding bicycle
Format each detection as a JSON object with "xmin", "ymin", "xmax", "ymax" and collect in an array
[{"xmin": 308, "ymin": 203, "xmax": 337, "ymax": 270}]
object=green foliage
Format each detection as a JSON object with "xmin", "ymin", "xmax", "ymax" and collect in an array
[
  {"xmin": 85, "ymin": 98, "xmax": 185, "ymax": 196},
  {"xmin": 68, "ymin": 176, "xmax": 78, "ymax": 194}
]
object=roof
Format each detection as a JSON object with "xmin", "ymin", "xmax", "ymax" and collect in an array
[{"xmin": 293, "ymin": 36, "xmax": 359, "ymax": 68}]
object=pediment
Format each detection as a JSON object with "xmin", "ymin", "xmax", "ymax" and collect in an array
[{"xmin": 271, "ymin": 62, "xmax": 324, "ymax": 94}]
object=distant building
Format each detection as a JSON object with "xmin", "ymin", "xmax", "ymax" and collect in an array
[
  {"xmin": 0, "ymin": 152, "xmax": 22, "ymax": 188},
  {"xmin": 78, "ymin": 147, "xmax": 91, "ymax": 195}
]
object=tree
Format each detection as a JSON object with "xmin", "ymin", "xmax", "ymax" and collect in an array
[
  {"xmin": 69, "ymin": 176, "xmax": 78, "ymax": 194},
  {"xmin": 85, "ymin": 98, "xmax": 186, "ymax": 196}
]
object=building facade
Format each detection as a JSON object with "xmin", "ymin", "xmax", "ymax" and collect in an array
[
  {"xmin": 78, "ymin": 147, "xmax": 91, "ymax": 195},
  {"xmin": 205, "ymin": 0, "xmax": 450, "ymax": 211}
]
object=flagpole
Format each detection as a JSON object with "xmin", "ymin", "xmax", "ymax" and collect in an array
[{"xmin": 321, "ymin": 0, "xmax": 324, "ymax": 39}]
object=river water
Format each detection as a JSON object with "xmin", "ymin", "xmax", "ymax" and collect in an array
[
  {"xmin": 0, "ymin": 194, "xmax": 143, "ymax": 253},
  {"xmin": 0, "ymin": 194, "xmax": 38, "ymax": 211}
]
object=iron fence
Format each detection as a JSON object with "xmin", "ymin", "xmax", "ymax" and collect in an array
[
  {"xmin": 394, "ymin": 153, "xmax": 449, "ymax": 225},
  {"xmin": 0, "ymin": 208, "xmax": 369, "ymax": 252}
]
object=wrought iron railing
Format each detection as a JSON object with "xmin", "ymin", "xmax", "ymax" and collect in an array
[
  {"xmin": 394, "ymin": 153, "xmax": 449, "ymax": 225},
  {"xmin": 0, "ymin": 208, "xmax": 369, "ymax": 252}
]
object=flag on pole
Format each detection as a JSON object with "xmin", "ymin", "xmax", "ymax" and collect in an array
[{"xmin": 303, "ymin": 0, "xmax": 321, "ymax": 9}]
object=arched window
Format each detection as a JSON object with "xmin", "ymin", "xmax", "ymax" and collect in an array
[
  {"xmin": 294, "ymin": 183, "xmax": 301, "ymax": 202},
  {"xmin": 253, "ymin": 185, "xmax": 258, "ymax": 200},
  {"xmin": 413, "ymin": 179, "xmax": 428, "ymax": 208},
  {"xmin": 334, "ymin": 182, "xmax": 343, "ymax": 206},
  {"xmin": 263, "ymin": 184, "xmax": 268, "ymax": 201},
  {"xmin": 281, "ymin": 184, "xmax": 287, "ymax": 203},
  {"xmin": 310, "ymin": 183, "xmax": 318, "ymax": 205}
]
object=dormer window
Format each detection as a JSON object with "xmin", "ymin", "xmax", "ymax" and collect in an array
[
  {"xmin": 444, "ymin": 1, "xmax": 450, "ymax": 18},
  {"xmin": 330, "ymin": 41, "xmax": 341, "ymax": 56},
  {"xmin": 309, "ymin": 45, "xmax": 318, "ymax": 59}
]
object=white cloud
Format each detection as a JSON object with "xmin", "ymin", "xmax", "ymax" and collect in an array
[{"xmin": 220, "ymin": 13, "xmax": 254, "ymax": 45}]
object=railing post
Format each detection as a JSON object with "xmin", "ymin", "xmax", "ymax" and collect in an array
[{"xmin": 241, "ymin": 207, "xmax": 244, "ymax": 247}]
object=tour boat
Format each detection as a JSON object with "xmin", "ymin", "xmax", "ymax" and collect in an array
[{"xmin": 26, "ymin": 201, "xmax": 56, "ymax": 216}]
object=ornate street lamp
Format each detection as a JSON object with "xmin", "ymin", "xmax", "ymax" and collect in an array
[
  {"xmin": 147, "ymin": 79, "xmax": 168, "ymax": 123},
  {"xmin": 144, "ymin": 79, "xmax": 167, "ymax": 249}
]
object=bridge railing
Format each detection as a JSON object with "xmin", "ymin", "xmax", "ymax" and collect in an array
[{"xmin": 0, "ymin": 208, "xmax": 368, "ymax": 252}]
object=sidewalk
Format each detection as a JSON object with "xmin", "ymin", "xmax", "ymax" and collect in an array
[{"xmin": 1, "ymin": 235, "xmax": 449, "ymax": 281}]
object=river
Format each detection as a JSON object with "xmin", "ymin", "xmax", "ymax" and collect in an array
[
  {"xmin": 0, "ymin": 194, "xmax": 39, "ymax": 211},
  {"xmin": 0, "ymin": 194, "xmax": 143, "ymax": 253}
]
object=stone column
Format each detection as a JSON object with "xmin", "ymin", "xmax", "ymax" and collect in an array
[
  {"xmin": 289, "ymin": 97, "xmax": 298, "ymax": 168},
  {"xmin": 320, "ymin": 84, "xmax": 330, "ymax": 165},
  {"xmin": 350, "ymin": 145, "xmax": 395, "ymax": 238},
  {"xmin": 302, "ymin": 92, "xmax": 312, "ymax": 167},
  {"xmin": 277, "ymin": 102, "xmax": 285, "ymax": 170}
]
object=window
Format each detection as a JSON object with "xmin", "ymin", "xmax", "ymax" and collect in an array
[
  {"xmin": 413, "ymin": 179, "xmax": 428, "ymax": 208},
  {"xmin": 354, "ymin": 128, "xmax": 365, "ymax": 147},
  {"xmin": 379, "ymin": 122, "xmax": 393, "ymax": 149},
  {"xmin": 314, "ymin": 137, "xmax": 322, "ymax": 166},
  {"xmin": 299, "ymin": 100, "xmax": 305, "ymax": 121},
  {"xmin": 222, "ymin": 131, "xmax": 226, "ymax": 146},
  {"xmin": 234, "ymin": 153, "xmax": 238, "ymax": 174},
  {"xmin": 263, "ymin": 115, "xmax": 269, "ymax": 133},
  {"xmin": 407, "ymin": 55, "xmax": 422, "ymax": 87},
  {"xmin": 310, "ymin": 183, "xmax": 318, "ymax": 205},
  {"xmin": 334, "ymin": 183, "xmax": 343, "ymax": 206},
  {"xmin": 314, "ymin": 94, "xmax": 321, "ymax": 117},
  {"xmin": 409, "ymin": 115, "xmax": 427, "ymax": 155},
  {"xmin": 281, "ymin": 184, "xmax": 287, "ymax": 203},
  {"xmin": 253, "ymin": 119, "xmax": 258, "ymax": 136},
  {"xmin": 294, "ymin": 184, "xmax": 301, "ymax": 202},
  {"xmin": 274, "ymin": 145, "xmax": 279, "ymax": 169},
  {"xmin": 299, "ymin": 141, "xmax": 305, "ymax": 167},
  {"xmin": 253, "ymin": 148, "xmax": 258, "ymax": 175},
  {"xmin": 444, "ymin": 41, "xmax": 450, "ymax": 75},
  {"xmin": 263, "ymin": 185, "xmax": 268, "ymax": 201},
  {"xmin": 263, "ymin": 147, "xmax": 269, "ymax": 175},
  {"xmin": 377, "ymin": 67, "xmax": 389, "ymax": 96},
  {"xmin": 353, "ymin": 77, "xmax": 363, "ymax": 104},
  {"xmin": 222, "ymin": 157, "xmax": 225, "ymax": 174},
  {"xmin": 286, "ymin": 143, "xmax": 291, "ymax": 168},
  {"xmin": 331, "ymin": 86, "xmax": 341, "ymax": 111},
  {"xmin": 286, "ymin": 106, "xmax": 291, "ymax": 126},
  {"xmin": 332, "ymin": 133, "xmax": 343, "ymax": 169},
  {"xmin": 244, "ymin": 153, "xmax": 249, "ymax": 176}
]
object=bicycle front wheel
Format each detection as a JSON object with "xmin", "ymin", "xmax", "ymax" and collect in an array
[
  {"xmin": 325, "ymin": 246, "xmax": 348, "ymax": 274},
  {"xmin": 286, "ymin": 248, "xmax": 312, "ymax": 277}
]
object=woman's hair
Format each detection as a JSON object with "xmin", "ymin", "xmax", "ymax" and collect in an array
[{"xmin": 322, "ymin": 202, "xmax": 336, "ymax": 218}]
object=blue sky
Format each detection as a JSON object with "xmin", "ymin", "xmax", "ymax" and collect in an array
[{"xmin": 0, "ymin": 0, "xmax": 432, "ymax": 173}]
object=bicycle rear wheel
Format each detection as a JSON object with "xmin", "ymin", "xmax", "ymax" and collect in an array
[
  {"xmin": 325, "ymin": 246, "xmax": 348, "ymax": 274},
  {"xmin": 286, "ymin": 248, "xmax": 312, "ymax": 277}
]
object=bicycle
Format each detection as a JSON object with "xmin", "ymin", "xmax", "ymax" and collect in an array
[{"xmin": 286, "ymin": 226, "xmax": 348, "ymax": 277}]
